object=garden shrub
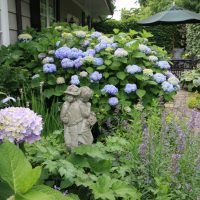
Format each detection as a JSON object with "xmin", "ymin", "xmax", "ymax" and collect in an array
[
  {"xmin": 181, "ymin": 68, "xmax": 200, "ymax": 91},
  {"xmin": 28, "ymin": 23, "xmax": 179, "ymax": 123},
  {"xmin": 186, "ymin": 24, "xmax": 200, "ymax": 57},
  {"xmin": 93, "ymin": 19, "xmax": 186, "ymax": 53},
  {"xmin": 187, "ymin": 92, "xmax": 200, "ymax": 110}
]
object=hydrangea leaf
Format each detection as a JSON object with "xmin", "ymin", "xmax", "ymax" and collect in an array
[
  {"xmin": 0, "ymin": 181, "xmax": 13, "ymax": 200},
  {"xmin": 86, "ymin": 67, "xmax": 94, "ymax": 73},
  {"xmin": 136, "ymin": 89, "xmax": 146, "ymax": 98},
  {"xmin": 43, "ymin": 88, "xmax": 55, "ymax": 98},
  {"xmin": 0, "ymin": 142, "xmax": 41, "ymax": 194},
  {"xmin": 16, "ymin": 185, "xmax": 69, "ymax": 200},
  {"xmin": 104, "ymin": 60, "xmax": 112, "ymax": 66},
  {"xmin": 116, "ymin": 72, "xmax": 126, "ymax": 80}
]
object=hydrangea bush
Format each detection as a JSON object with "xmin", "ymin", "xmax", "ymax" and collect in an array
[
  {"xmin": 21, "ymin": 24, "xmax": 179, "ymax": 121},
  {"xmin": 0, "ymin": 107, "xmax": 42, "ymax": 143}
]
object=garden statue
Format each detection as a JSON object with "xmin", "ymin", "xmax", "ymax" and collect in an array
[{"xmin": 60, "ymin": 85, "xmax": 96, "ymax": 149}]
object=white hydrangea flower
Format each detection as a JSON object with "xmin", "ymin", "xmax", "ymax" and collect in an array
[
  {"xmin": 56, "ymin": 77, "xmax": 65, "ymax": 84},
  {"xmin": 148, "ymin": 55, "xmax": 158, "ymax": 62},
  {"xmin": 80, "ymin": 71, "xmax": 88, "ymax": 77}
]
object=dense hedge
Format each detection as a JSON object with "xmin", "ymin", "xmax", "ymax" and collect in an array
[
  {"xmin": 93, "ymin": 19, "xmax": 186, "ymax": 53},
  {"xmin": 186, "ymin": 24, "xmax": 200, "ymax": 57}
]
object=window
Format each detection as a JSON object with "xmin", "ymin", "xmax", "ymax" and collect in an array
[{"xmin": 40, "ymin": 0, "xmax": 56, "ymax": 28}]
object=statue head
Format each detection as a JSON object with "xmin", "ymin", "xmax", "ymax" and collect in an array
[
  {"xmin": 64, "ymin": 85, "xmax": 81, "ymax": 102},
  {"xmin": 80, "ymin": 86, "xmax": 93, "ymax": 102}
]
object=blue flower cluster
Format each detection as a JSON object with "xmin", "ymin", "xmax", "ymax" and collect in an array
[
  {"xmin": 94, "ymin": 57, "xmax": 104, "ymax": 66},
  {"xmin": 161, "ymin": 81, "xmax": 175, "ymax": 92},
  {"xmin": 91, "ymin": 31, "xmax": 102, "ymax": 38},
  {"xmin": 153, "ymin": 73, "xmax": 166, "ymax": 83},
  {"xmin": 126, "ymin": 65, "xmax": 142, "ymax": 74},
  {"xmin": 90, "ymin": 71, "xmax": 102, "ymax": 82},
  {"xmin": 82, "ymin": 40, "xmax": 90, "ymax": 47},
  {"xmin": 70, "ymin": 75, "xmax": 80, "ymax": 85},
  {"xmin": 138, "ymin": 44, "xmax": 151, "ymax": 54},
  {"xmin": 102, "ymin": 84, "xmax": 118, "ymax": 95},
  {"xmin": 124, "ymin": 83, "xmax": 137, "ymax": 93},
  {"xmin": 82, "ymin": 49, "xmax": 96, "ymax": 57},
  {"xmin": 61, "ymin": 58, "xmax": 74, "ymax": 68},
  {"xmin": 108, "ymin": 97, "xmax": 119, "ymax": 106},
  {"xmin": 157, "ymin": 61, "xmax": 171, "ymax": 69},
  {"xmin": 43, "ymin": 64, "xmax": 56, "ymax": 73},
  {"xmin": 114, "ymin": 48, "xmax": 128, "ymax": 57},
  {"xmin": 95, "ymin": 41, "xmax": 117, "ymax": 52}
]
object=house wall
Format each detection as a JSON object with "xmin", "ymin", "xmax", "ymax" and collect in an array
[
  {"xmin": 7, "ymin": 0, "xmax": 30, "ymax": 44},
  {"xmin": 60, "ymin": 0, "xmax": 82, "ymax": 24}
]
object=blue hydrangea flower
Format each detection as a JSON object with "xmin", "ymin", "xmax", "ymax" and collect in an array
[
  {"xmin": 55, "ymin": 47, "xmax": 70, "ymax": 59},
  {"xmin": 162, "ymin": 81, "xmax": 175, "ymax": 92},
  {"xmin": 94, "ymin": 57, "xmax": 104, "ymax": 66},
  {"xmin": 102, "ymin": 84, "xmax": 118, "ymax": 95},
  {"xmin": 82, "ymin": 49, "xmax": 96, "ymax": 57},
  {"xmin": 82, "ymin": 40, "xmax": 90, "ymax": 47},
  {"xmin": 138, "ymin": 44, "xmax": 151, "ymax": 54},
  {"xmin": 108, "ymin": 97, "xmax": 119, "ymax": 106},
  {"xmin": 70, "ymin": 75, "xmax": 80, "ymax": 85},
  {"xmin": 126, "ymin": 65, "xmax": 142, "ymax": 74},
  {"xmin": 55, "ymin": 41, "xmax": 60, "ymax": 47},
  {"xmin": 43, "ymin": 64, "xmax": 56, "ymax": 73},
  {"xmin": 38, "ymin": 53, "xmax": 46, "ymax": 59},
  {"xmin": 74, "ymin": 58, "xmax": 83, "ymax": 68},
  {"xmin": 91, "ymin": 31, "xmax": 102, "ymax": 38},
  {"xmin": 157, "ymin": 61, "xmax": 171, "ymax": 69},
  {"xmin": 90, "ymin": 71, "xmax": 102, "ymax": 82},
  {"xmin": 68, "ymin": 48, "xmax": 83, "ymax": 59},
  {"xmin": 114, "ymin": 48, "xmax": 128, "ymax": 57},
  {"xmin": 124, "ymin": 84, "xmax": 137, "ymax": 93},
  {"xmin": 95, "ymin": 42, "xmax": 107, "ymax": 52},
  {"xmin": 61, "ymin": 58, "xmax": 74, "ymax": 68},
  {"xmin": 153, "ymin": 73, "xmax": 166, "ymax": 83}
]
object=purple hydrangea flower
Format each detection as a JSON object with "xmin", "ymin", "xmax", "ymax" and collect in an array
[
  {"xmin": 95, "ymin": 42, "xmax": 107, "ymax": 52},
  {"xmin": 42, "ymin": 57, "xmax": 54, "ymax": 64},
  {"xmin": 124, "ymin": 83, "xmax": 137, "ymax": 93},
  {"xmin": 70, "ymin": 75, "xmax": 80, "ymax": 85},
  {"xmin": 61, "ymin": 58, "xmax": 74, "ymax": 68},
  {"xmin": 153, "ymin": 73, "xmax": 166, "ymax": 83},
  {"xmin": 55, "ymin": 47, "xmax": 70, "ymax": 59},
  {"xmin": 126, "ymin": 65, "xmax": 142, "ymax": 74},
  {"xmin": 91, "ymin": 31, "xmax": 102, "ymax": 38},
  {"xmin": 90, "ymin": 71, "xmax": 102, "ymax": 82},
  {"xmin": 94, "ymin": 57, "xmax": 104, "ymax": 66},
  {"xmin": 0, "ymin": 107, "xmax": 42, "ymax": 143},
  {"xmin": 108, "ymin": 97, "xmax": 119, "ymax": 106},
  {"xmin": 157, "ymin": 61, "xmax": 171, "ymax": 69},
  {"xmin": 162, "ymin": 81, "xmax": 175, "ymax": 92},
  {"xmin": 43, "ymin": 64, "xmax": 56, "ymax": 73},
  {"xmin": 102, "ymin": 85, "xmax": 118, "ymax": 95},
  {"xmin": 67, "ymin": 48, "xmax": 83, "ymax": 59},
  {"xmin": 74, "ymin": 58, "xmax": 83, "ymax": 68}
]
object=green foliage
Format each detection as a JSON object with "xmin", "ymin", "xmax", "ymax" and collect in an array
[
  {"xmin": 187, "ymin": 92, "xmax": 200, "ymax": 110},
  {"xmin": 181, "ymin": 68, "xmax": 200, "ymax": 91},
  {"xmin": 186, "ymin": 24, "xmax": 200, "ymax": 58},
  {"xmin": 93, "ymin": 20, "xmax": 185, "ymax": 53},
  {"xmin": 0, "ymin": 142, "xmax": 73, "ymax": 200}
]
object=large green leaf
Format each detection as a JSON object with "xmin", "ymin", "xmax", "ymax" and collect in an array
[
  {"xmin": 116, "ymin": 72, "xmax": 127, "ymax": 80},
  {"xmin": 136, "ymin": 89, "xmax": 146, "ymax": 98},
  {"xmin": 0, "ymin": 181, "xmax": 13, "ymax": 200},
  {"xmin": 0, "ymin": 142, "xmax": 41, "ymax": 194},
  {"xmin": 16, "ymin": 185, "xmax": 69, "ymax": 200},
  {"xmin": 89, "ymin": 175, "xmax": 115, "ymax": 200}
]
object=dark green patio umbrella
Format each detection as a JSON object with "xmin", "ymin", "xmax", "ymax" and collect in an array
[{"xmin": 138, "ymin": 5, "xmax": 200, "ymax": 25}]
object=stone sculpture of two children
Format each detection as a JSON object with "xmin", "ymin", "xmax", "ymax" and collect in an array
[{"xmin": 60, "ymin": 85, "xmax": 96, "ymax": 150}]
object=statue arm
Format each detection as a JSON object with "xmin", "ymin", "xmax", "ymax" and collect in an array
[
  {"xmin": 80, "ymin": 102, "xmax": 91, "ymax": 118},
  {"xmin": 60, "ymin": 102, "xmax": 70, "ymax": 123}
]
